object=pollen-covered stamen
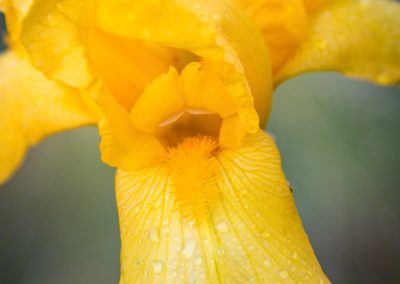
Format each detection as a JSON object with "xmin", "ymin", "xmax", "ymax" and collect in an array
[{"xmin": 165, "ymin": 136, "xmax": 220, "ymax": 221}]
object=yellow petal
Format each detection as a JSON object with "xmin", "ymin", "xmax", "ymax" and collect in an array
[
  {"xmin": 302, "ymin": 0, "xmax": 330, "ymax": 12},
  {"xmin": 20, "ymin": 0, "xmax": 94, "ymax": 88},
  {"xmin": 1, "ymin": 0, "xmax": 32, "ymax": 47},
  {"xmin": 100, "ymin": 61, "xmax": 252, "ymax": 170},
  {"xmin": 130, "ymin": 67, "xmax": 185, "ymax": 134},
  {"xmin": 115, "ymin": 130, "xmax": 329, "ymax": 283},
  {"xmin": 181, "ymin": 61, "xmax": 237, "ymax": 119},
  {"xmin": 239, "ymin": 0, "xmax": 309, "ymax": 72},
  {"xmin": 219, "ymin": 114, "xmax": 246, "ymax": 149},
  {"xmin": 98, "ymin": 89, "xmax": 164, "ymax": 171},
  {"xmin": 97, "ymin": 0, "xmax": 272, "ymax": 126},
  {"xmin": 87, "ymin": 28, "xmax": 178, "ymax": 111},
  {"xmin": 0, "ymin": 51, "xmax": 95, "ymax": 184},
  {"xmin": 276, "ymin": 0, "xmax": 400, "ymax": 85}
]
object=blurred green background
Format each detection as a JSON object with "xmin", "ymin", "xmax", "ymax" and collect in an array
[{"xmin": 1, "ymin": 12, "xmax": 400, "ymax": 284}]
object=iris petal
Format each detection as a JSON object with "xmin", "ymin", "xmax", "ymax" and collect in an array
[
  {"xmin": 21, "ymin": 0, "xmax": 94, "ymax": 88},
  {"xmin": 97, "ymin": 0, "xmax": 272, "ymax": 125},
  {"xmin": 0, "ymin": 0, "xmax": 32, "ymax": 47},
  {"xmin": 276, "ymin": 0, "xmax": 400, "ymax": 85},
  {"xmin": 238, "ymin": 0, "xmax": 309, "ymax": 72},
  {"xmin": 0, "ymin": 51, "xmax": 95, "ymax": 184},
  {"xmin": 116, "ymin": 130, "xmax": 329, "ymax": 283}
]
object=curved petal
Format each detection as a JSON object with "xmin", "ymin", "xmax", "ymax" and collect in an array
[
  {"xmin": 276, "ymin": 0, "xmax": 400, "ymax": 85},
  {"xmin": 0, "ymin": 51, "xmax": 95, "ymax": 184},
  {"xmin": 238, "ymin": 0, "xmax": 309, "ymax": 72},
  {"xmin": 0, "ymin": 0, "xmax": 33, "ymax": 48},
  {"xmin": 0, "ymin": 0, "xmax": 32, "ymax": 47},
  {"xmin": 98, "ymin": 89, "xmax": 164, "ymax": 171},
  {"xmin": 115, "ymin": 130, "xmax": 329, "ymax": 283},
  {"xmin": 20, "ymin": 0, "xmax": 94, "ymax": 88},
  {"xmin": 97, "ymin": 0, "xmax": 272, "ymax": 127}
]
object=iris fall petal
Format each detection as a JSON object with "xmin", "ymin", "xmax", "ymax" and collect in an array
[{"xmin": 116, "ymin": 130, "xmax": 329, "ymax": 283}]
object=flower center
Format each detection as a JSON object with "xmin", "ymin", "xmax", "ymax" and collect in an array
[
  {"xmin": 129, "ymin": 61, "xmax": 247, "ymax": 153},
  {"xmin": 165, "ymin": 135, "xmax": 220, "ymax": 221},
  {"xmin": 157, "ymin": 111, "xmax": 222, "ymax": 147}
]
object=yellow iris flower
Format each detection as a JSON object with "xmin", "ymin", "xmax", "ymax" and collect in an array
[{"xmin": 1, "ymin": 0, "xmax": 399, "ymax": 283}]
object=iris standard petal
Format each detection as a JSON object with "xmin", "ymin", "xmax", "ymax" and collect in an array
[
  {"xmin": 115, "ymin": 130, "xmax": 329, "ymax": 283},
  {"xmin": 98, "ymin": 89, "xmax": 164, "ymax": 171},
  {"xmin": 238, "ymin": 0, "xmax": 309, "ymax": 72},
  {"xmin": 97, "ymin": 0, "xmax": 272, "ymax": 125},
  {"xmin": 0, "ymin": 51, "xmax": 95, "ymax": 184},
  {"xmin": 276, "ymin": 0, "xmax": 400, "ymax": 85},
  {"xmin": 20, "ymin": 0, "xmax": 95, "ymax": 88}
]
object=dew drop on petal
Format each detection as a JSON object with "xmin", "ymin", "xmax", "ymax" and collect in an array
[
  {"xmin": 149, "ymin": 228, "xmax": 160, "ymax": 243},
  {"xmin": 279, "ymin": 270, "xmax": 288, "ymax": 279},
  {"xmin": 263, "ymin": 258, "xmax": 271, "ymax": 268},
  {"xmin": 181, "ymin": 238, "xmax": 196, "ymax": 259},
  {"xmin": 215, "ymin": 221, "xmax": 229, "ymax": 233},
  {"xmin": 152, "ymin": 260, "xmax": 163, "ymax": 274},
  {"xmin": 195, "ymin": 256, "xmax": 202, "ymax": 266}
]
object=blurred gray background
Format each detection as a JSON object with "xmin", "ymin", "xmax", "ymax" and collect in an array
[{"xmin": 1, "ymin": 13, "xmax": 400, "ymax": 284}]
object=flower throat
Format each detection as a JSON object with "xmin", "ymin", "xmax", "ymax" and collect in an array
[{"xmin": 165, "ymin": 135, "xmax": 220, "ymax": 222}]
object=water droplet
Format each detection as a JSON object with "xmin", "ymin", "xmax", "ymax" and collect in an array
[
  {"xmin": 292, "ymin": 252, "xmax": 299, "ymax": 260},
  {"xmin": 149, "ymin": 228, "xmax": 160, "ymax": 243},
  {"xmin": 195, "ymin": 256, "xmax": 202, "ymax": 265},
  {"xmin": 279, "ymin": 270, "xmax": 288, "ymax": 279},
  {"xmin": 263, "ymin": 259, "xmax": 271, "ymax": 268},
  {"xmin": 152, "ymin": 260, "xmax": 163, "ymax": 274},
  {"xmin": 211, "ymin": 13, "xmax": 221, "ymax": 20},
  {"xmin": 215, "ymin": 221, "xmax": 229, "ymax": 233},
  {"xmin": 181, "ymin": 238, "xmax": 196, "ymax": 259}
]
